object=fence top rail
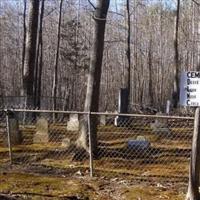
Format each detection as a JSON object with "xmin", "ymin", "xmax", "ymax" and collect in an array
[{"xmin": 2, "ymin": 108, "xmax": 194, "ymax": 120}]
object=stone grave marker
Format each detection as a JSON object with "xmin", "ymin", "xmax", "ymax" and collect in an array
[
  {"xmin": 100, "ymin": 115, "xmax": 106, "ymax": 125},
  {"xmin": 127, "ymin": 136, "xmax": 150, "ymax": 150},
  {"xmin": 150, "ymin": 112, "xmax": 170, "ymax": 136},
  {"xmin": 166, "ymin": 100, "xmax": 171, "ymax": 115},
  {"xmin": 67, "ymin": 114, "xmax": 79, "ymax": 131},
  {"xmin": 33, "ymin": 117, "xmax": 49, "ymax": 144},
  {"xmin": 5, "ymin": 112, "xmax": 22, "ymax": 146},
  {"xmin": 114, "ymin": 88, "xmax": 129, "ymax": 126},
  {"xmin": 61, "ymin": 137, "xmax": 71, "ymax": 148}
]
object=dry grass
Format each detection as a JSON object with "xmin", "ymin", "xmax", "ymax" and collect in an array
[
  {"xmin": 0, "ymin": 122, "xmax": 192, "ymax": 199},
  {"xmin": 0, "ymin": 172, "xmax": 186, "ymax": 200}
]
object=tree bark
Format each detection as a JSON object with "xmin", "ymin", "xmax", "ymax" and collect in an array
[
  {"xmin": 52, "ymin": 0, "xmax": 63, "ymax": 113},
  {"xmin": 148, "ymin": 37, "xmax": 154, "ymax": 106},
  {"xmin": 125, "ymin": 0, "xmax": 131, "ymax": 101},
  {"xmin": 75, "ymin": 0, "xmax": 110, "ymax": 159},
  {"xmin": 186, "ymin": 108, "xmax": 200, "ymax": 200},
  {"xmin": 172, "ymin": 0, "xmax": 180, "ymax": 109},
  {"xmin": 23, "ymin": 0, "xmax": 39, "ymax": 107},
  {"xmin": 35, "ymin": 0, "xmax": 45, "ymax": 109},
  {"xmin": 22, "ymin": 0, "xmax": 27, "ymax": 85}
]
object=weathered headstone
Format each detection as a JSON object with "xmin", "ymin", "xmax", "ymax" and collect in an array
[
  {"xmin": 100, "ymin": 115, "xmax": 106, "ymax": 125},
  {"xmin": 150, "ymin": 113, "xmax": 170, "ymax": 136},
  {"xmin": 166, "ymin": 100, "xmax": 171, "ymax": 115},
  {"xmin": 67, "ymin": 114, "xmax": 79, "ymax": 131},
  {"xmin": 128, "ymin": 136, "xmax": 150, "ymax": 150},
  {"xmin": 152, "ymin": 112, "xmax": 167, "ymax": 127},
  {"xmin": 33, "ymin": 118, "xmax": 49, "ymax": 143},
  {"xmin": 5, "ymin": 112, "xmax": 22, "ymax": 146},
  {"xmin": 114, "ymin": 88, "xmax": 129, "ymax": 126},
  {"xmin": 9, "ymin": 118, "xmax": 22, "ymax": 145},
  {"xmin": 61, "ymin": 137, "xmax": 71, "ymax": 148}
]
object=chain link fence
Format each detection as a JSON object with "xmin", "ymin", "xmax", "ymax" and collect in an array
[{"xmin": 0, "ymin": 109, "xmax": 194, "ymax": 186}]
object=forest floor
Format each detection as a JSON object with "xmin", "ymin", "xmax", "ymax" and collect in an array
[
  {"xmin": 0, "ymin": 170, "xmax": 186, "ymax": 200},
  {"xmin": 0, "ymin": 121, "xmax": 192, "ymax": 200}
]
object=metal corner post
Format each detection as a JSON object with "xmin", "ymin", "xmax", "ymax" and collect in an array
[
  {"xmin": 5, "ymin": 109, "xmax": 13, "ymax": 165},
  {"xmin": 88, "ymin": 111, "xmax": 93, "ymax": 177}
]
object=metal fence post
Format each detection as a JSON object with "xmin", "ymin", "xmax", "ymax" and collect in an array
[
  {"xmin": 5, "ymin": 109, "xmax": 13, "ymax": 165},
  {"xmin": 88, "ymin": 112, "xmax": 93, "ymax": 177}
]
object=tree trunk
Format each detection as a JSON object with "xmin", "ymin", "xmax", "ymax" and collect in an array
[
  {"xmin": 52, "ymin": 0, "xmax": 63, "ymax": 113},
  {"xmin": 172, "ymin": 0, "xmax": 180, "ymax": 109},
  {"xmin": 186, "ymin": 108, "xmax": 200, "ymax": 200},
  {"xmin": 23, "ymin": 0, "xmax": 39, "ymax": 107},
  {"xmin": 22, "ymin": 0, "xmax": 27, "ymax": 86},
  {"xmin": 122, "ymin": 0, "xmax": 131, "ymax": 113},
  {"xmin": 125, "ymin": 0, "xmax": 131, "ymax": 99},
  {"xmin": 35, "ymin": 0, "xmax": 45, "ymax": 109},
  {"xmin": 75, "ymin": 0, "xmax": 110, "ymax": 159},
  {"xmin": 148, "ymin": 37, "xmax": 154, "ymax": 106}
]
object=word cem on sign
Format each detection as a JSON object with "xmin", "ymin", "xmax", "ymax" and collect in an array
[{"xmin": 180, "ymin": 71, "xmax": 200, "ymax": 106}]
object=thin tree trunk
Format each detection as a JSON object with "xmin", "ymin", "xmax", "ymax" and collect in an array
[
  {"xmin": 173, "ymin": 0, "xmax": 180, "ymax": 109},
  {"xmin": 126, "ymin": 0, "xmax": 131, "ymax": 99},
  {"xmin": 52, "ymin": 0, "xmax": 63, "ymax": 113},
  {"xmin": 75, "ymin": 0, "xmax": 110, "ymax": 160},
  {"xmin": 148, "ymin": 37, "xmax": 153, "ymax": 106},
  {"xmin": 22, "ymin": 0, "xmax": 27, "ymax": 87},
  {"xmin": 36, "ymin": 0, "xmax": 45, "ymax": 109}
]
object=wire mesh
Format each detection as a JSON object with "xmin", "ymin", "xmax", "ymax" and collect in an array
[
  {"xmin": 2, "ymin": 110, "xmax": 90, "ymax": 176},
  {"xmin": 94, "ymin": 113, "xmax": 194, "ymax": 185},
  {"xmin": 0, "ymin": 109, "xmax": 194, "ymax": 187},
  {"xmin": 0, "ymin": 110, "xmax": 10, "ymax": 169}
]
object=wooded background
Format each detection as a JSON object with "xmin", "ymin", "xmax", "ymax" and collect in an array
[{"xmin": 0, "ymin": 0, "xmax": 199, "ymax": 112}]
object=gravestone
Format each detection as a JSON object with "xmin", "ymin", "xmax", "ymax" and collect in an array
[
  {"xmin": 100, "ymin": 115, "xmax": 106, "ymax": 125},
  {"xmin": 150, "ymin": 112, "xmax": 170, "ymax": 136},
  {"xmin": 114, "ymin": 88, "xmax": 129, "ymax": 126},
  {"xmin": 61, "ymin": 137, "xmax": 71, "ymax": 148},
  {"xmin": 5, "ymin": 112, "xmax": 22, "ymax": 146},
  {"xmin": 67, "ymin": 114, "xmax": 79, "ymax": 131},
  {"xmin": 166, "ymin": 100, "xmax": 171, "ymax": 115},
  {"xmin": 128, "ymin": 136, "xmax": 150, "ymax": 150},
  {"xmin": 33, "ymin": 118, "xmax": 49, "ymax": 143}
]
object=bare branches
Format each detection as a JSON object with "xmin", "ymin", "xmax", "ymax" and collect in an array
[
  {"xmin": 88, "ymin": 0, "xmax": 96, "ymax": 10},
  {"xmin": 191, "ymin": 0, "xmax": 200, "ymax": 6}
]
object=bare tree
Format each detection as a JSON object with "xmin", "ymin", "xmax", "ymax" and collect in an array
[
  {"xmin": 125, "ymin": 0, "xmax": 131, "ymax": 110},
  {"xmin": 172, "ymin": 0, "xmax": 180, "ymax": 109},
  {"xmin": 23, "ymin": 0, "xmax": 40, "ymax": 107},
  {"xmin": 52, "ymin": 0, "xmax": 63, "ymax": 112},
  {"xmin": 34, "ymin": 0, "xmax": 45, "ymax": 109},
  {"xmin": 22, "ymin": 0, "xmax": 27, "ymax": 83},
  {"xmin": 75, "ymin": 0, "xmax": 110, "ymax": 159}
]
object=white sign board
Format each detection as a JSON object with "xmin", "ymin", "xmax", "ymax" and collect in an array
[{"xmin": 180, "ymin": 71, "xmax": 200, "ymax": 106}]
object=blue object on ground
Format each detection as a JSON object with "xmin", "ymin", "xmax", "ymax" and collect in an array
[{"xmin": 127, "ymin": 140, "xmax": 150, "ymax": 150}]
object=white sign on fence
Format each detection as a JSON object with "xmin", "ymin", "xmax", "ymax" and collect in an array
[{"xmin": 180, "ymin": 71, "xmax": 200, "ymax": 106}]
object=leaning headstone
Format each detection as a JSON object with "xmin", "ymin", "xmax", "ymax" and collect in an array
[
  {"xmin": 67, "ymin": 114, "xmax": 79, "ymax": 131},
  {"xmin": 114, "ymin": 88, "xmax": 129, "ymax": 126},
  {"xmin": 33, "ymin": 118, "xmax": 49, "ymax": 144},
  {"xmin": 5, "ymin": 112, "xmax": 22, "ymax": 146}
]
